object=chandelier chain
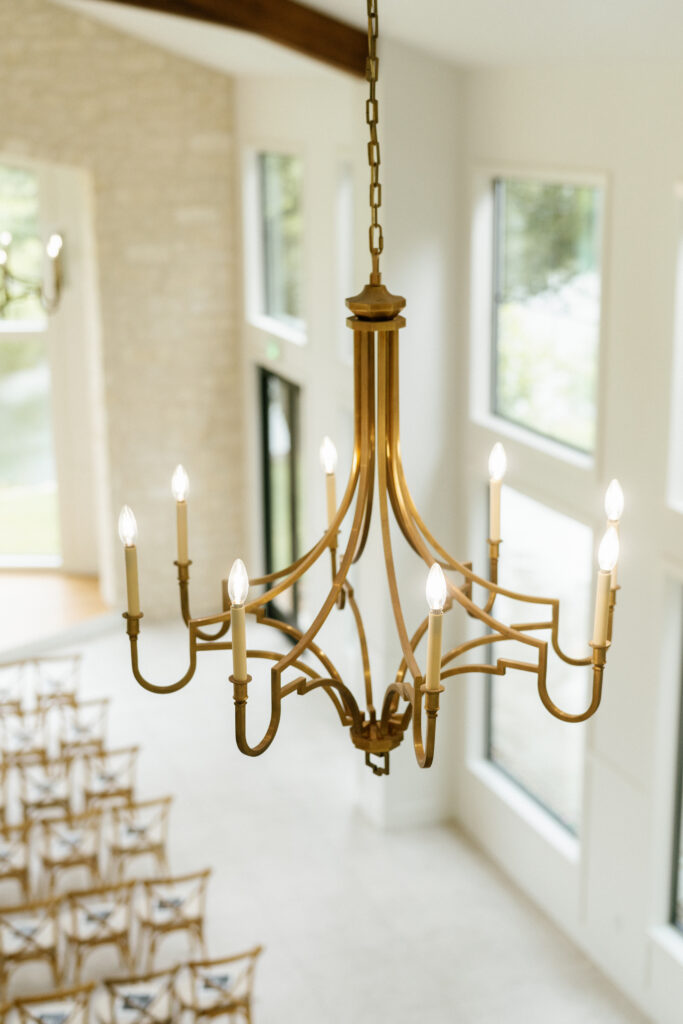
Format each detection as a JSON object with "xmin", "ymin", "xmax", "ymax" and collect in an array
[{"xmin": 366, "ymin": 0, "xmax": 383, "ymax": 281}]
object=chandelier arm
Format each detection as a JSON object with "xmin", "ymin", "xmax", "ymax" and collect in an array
[
  {"xmin": 176, "ymin": 567, "xmax": 231, "ymax": 641},
  {"xmin": 537, "ymin": 644, "xmax": 607, "ymax": 723},
  {"xmin": 351, "ymin": 334, "xmax": 376, "ymax": 564},
  {"xmin": 395, "ymin": 616, "xmax": 429, "ymax": 684},
  {"xmin": 256, "ymin": 611, "xmax": 344, "ymax": 683},
  {"xmin": 280, "ymin": 675, "xmax": 362, "ymax": 730},
  {"xmin": 377, "ymin": 333, "xmax": 422, "ymax": 681},
  {"xmin": 124, "ymin": 615, "xmax": 198, "ymax": 695},
  {"xmin": 343, "ymin": 581, "xmax": 375, "ymax": 715},
  {"xmin": 266, "ymin": 423, "xmax": 374, "ymax": 683}
]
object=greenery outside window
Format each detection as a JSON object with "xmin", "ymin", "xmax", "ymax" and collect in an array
[
  {"xmin": 492, "ymin": 177, "xmax": 603, "ymax": 453},
  {"xmin": 0, "ymin": 164, "xmax": 60, "ymax": 564},
  {"xmin": 258, "ymin": 153, "xmax": 304, "ymax": 338}
]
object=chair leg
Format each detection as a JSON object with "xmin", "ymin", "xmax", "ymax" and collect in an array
[{"xmin": 146, "ymin": 931, "xmax": 157, "ymax": 973}]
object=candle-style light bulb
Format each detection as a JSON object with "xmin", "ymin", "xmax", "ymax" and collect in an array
[
  {"xmin": 171, "ymin": 464, "xmax": 189, "ymax": 502},
  {"xmin": 0, "ymin": 250, "xmax": 7, "ymax": 267},
  {"xmin": 425, "ymin": 563, "xmax": 447, "ymax": 692},
  {"xmin": 0, "ymin": 231, "xmax": 12, "ymax": 248},
  {"xmin": 228, "ymin": 558, "xmax": 250, "ymax": 607},
  {"xmin": 425, "ymin": 563, "xmax": 447, "ymax": 612},
  {"xmin": 598, "ymin": 526, "xmax": 620, "ymax": 573},
  {"xmin": 118, "ymin": 506, "xmax": 140, "ymax": 617},
  {"xmin": 46, "ymin": 234, "xmax": 63, "ymax": 259},
  {"xmin": 488, "ymin": 442, "xmax": 507, "ymax": 543},
  {"xmin": 320, "ymin": 436, "xmax": 338, "ymax": 475},
  {"xmin": 604, "ymin": 479, "xmax": 624, "ymax": 523},
  {"xmin": 118, "ymin": 505, "xmax": 138, "ymax": 548},
  {"xmin": 228, "ymin": 558, "xmax": 249, "ymax": 682}
]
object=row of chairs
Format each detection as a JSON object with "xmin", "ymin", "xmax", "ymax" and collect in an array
[
  {"xmin": 0, "ymin": 797, "xmax": 172, "ymax": 900},
  {"xmin": 1, "ymin": 699, "xmax": 109, "ymax": 763},
  {"xmin": 1, "ymin": 947, "xmax": 262, "ymax": 1022},
  {"xmin": 0, "ymin": 747, "xmax": 139, "ymax": 827},
  {"xmin": 0, "ymin": 869, "xmax": 211, "ymax": 995},
  {"xmin": 0, "ymin": 656, "xmax": 82, "ymax": 716}
]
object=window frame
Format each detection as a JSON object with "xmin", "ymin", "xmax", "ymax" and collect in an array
[{"xmin": 244, "ymin": 147, "xmax": 307, "ymax": 348}]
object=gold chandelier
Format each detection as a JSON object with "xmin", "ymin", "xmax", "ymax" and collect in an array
[
  {"xmin": 117, "ymin": 0, "xmax": 623, "ymax": 777},
  {"xmin": 0, "ymin": 230, "xmax": 63, "ymax": 317}
]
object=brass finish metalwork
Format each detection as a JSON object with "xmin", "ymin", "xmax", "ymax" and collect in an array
[
  {"xmin": 121, "ymin": 0, "xmax": 619, "ymax": 776},
  {"xmin": 0, "ymin": 233, "xmax": 63, "ymax": 317}
]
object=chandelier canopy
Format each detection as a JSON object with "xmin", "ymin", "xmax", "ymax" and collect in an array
[{"xmin": 118, "ymin": 0, "xmax": 622, "ymax": 777}]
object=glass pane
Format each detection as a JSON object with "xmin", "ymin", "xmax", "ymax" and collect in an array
[
  {"xmin": 261, "ymin": 370, "xmax": 301, "ymax": 623},
  {"xmin": 0, "ymin": 164, "xmax": 47, "ymax": 325},
  {"xmin": 492, "ymin": 178, "xmax": 603, "ymax": 452},
  {"xmin": 259, "ymin": 153, "xmax": 304, "ymax": 333},
  {"xmin": 0, "ymin": 333, "xmax": 60, "ymax": 560},
  {"xmin": 487, "ymin": 487, "xmax": 592, "ymax": 832}
]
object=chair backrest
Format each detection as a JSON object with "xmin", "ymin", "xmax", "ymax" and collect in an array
[
  {"xmin": 13, "ymin": 982, "xmax": 94, "ymax": 1024},
  {"xmin": 64, "ymin": 880, "xmax": 135, "ymax": 941},
  {"xmin": 186, "ymin": 946, "xmax": 264, "ymax": 1011},
  {"xmin": 111, "ymin": 796, "xmax": 172, "ymax": 851},
  {"xmin": 1, "ymin": 708, "xmax": 47, "ymax": 761},
  {"xmin": 58, "ymin": 698, "xmax": 109, "ymax": 755},
  {"xmin": 83, "ymin": 746, "xmax": 138, "ymax": 795},
  {"xmin": 41, "ymin": 809, "xmax": 103, "ymax": 861},
  {"xmin": 104, "ymin": 967, "xmax": 177, "ymax": 1023},
  {"xmin": 33, "ymin": 654, "xmax": 81, "ymax": 707},
  {"xmin": 0, "ymin": 897, "xmax": 58, "ymax": 958},
  {"xmin": 18, "ymin": 752, "xmax": 73, "ymax": 795},
  {"xmin": 0, "ymin": 659, "xmax": 27, "ymax": 712},
  {"xmin": 0, "ymin": 820, "xmax": 32, "ymax": 865},
  {"xmin": 140, "ymin": 868, "xmax": 211, "ymax": 927}
]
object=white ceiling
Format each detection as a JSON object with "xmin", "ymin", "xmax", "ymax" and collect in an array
[{"xmin": 52, "ymin": 0, "xmax": 683, "ymax": 71}]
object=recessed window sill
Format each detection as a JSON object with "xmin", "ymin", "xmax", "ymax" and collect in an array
[
  {"xmin": 248, "ymin": 313, "xmax": 307, "ymax": 348},
  {"xmin": 468, "ymin": 756, "xmax": 581, "ymax": 864},
  {"xmin": 471, "ymin": 412, "xmax": 595, "ymax": 472},
  {"xmin": 650, "ymin": 924, "xmax": 683, "ymax": 967},
  {"xmin": 0, "ymin": 555, "xmax": 62, "ymax": 570}
]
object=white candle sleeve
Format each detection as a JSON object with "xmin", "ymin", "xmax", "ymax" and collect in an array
[
  {"xmin": 425, "ymin": 611, "xmax": 444, "ymax": 692},
  {"xmin": 124, "ymin": 545, "xmax": 140, "ymax": 617},
  {"xmin": 231, "ymin": 603, "xmax": 248, "ymax": 681},
  {"xmin": 177, "ymin": 501, "xmax": 188, "ymax": 563},
  {"xmin": 326, "ymin": 473, "xmax": 337, "ymax": 530},
  {"xmin": 489, "ymin": 479, "xmax": 501, "ymax": 542},
  {"xmin": 592, "ymin": 570, "xmax": 611, "ymax": 646}
]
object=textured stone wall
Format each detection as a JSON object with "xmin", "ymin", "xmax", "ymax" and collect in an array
[{"xmin": 0, "ymin": 0, "xmax": 243, "ymax": 616}]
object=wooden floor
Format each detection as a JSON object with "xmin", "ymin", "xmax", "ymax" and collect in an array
[{"xmin": 0, "ymin": 571, "xmax": 110, "ymax": 653}]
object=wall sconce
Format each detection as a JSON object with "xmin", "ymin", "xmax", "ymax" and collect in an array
[{"xmin": 0, "ymin": 230, "xmax": 64, "ymax": 317}]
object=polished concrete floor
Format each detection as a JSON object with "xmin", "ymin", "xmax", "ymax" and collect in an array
[
  {"xmin": 16, "ymin": 620, "xmax": 647, "ymax": 1023},
  {"xmin": 0, "ymin": 571, "xmax": 109, "ymax": 653}
]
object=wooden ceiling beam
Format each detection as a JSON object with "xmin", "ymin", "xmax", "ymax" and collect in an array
[{"xmin": 91, "ymin": 0, "xmax": 367, "ymax": 77}]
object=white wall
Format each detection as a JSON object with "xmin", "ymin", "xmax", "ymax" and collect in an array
[{"xmin": 453, "ymin": 61, "xmax": 683, "ymax": 1023}]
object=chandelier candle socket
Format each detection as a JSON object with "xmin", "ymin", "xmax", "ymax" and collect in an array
[
  {"xmin": 593, "ymin": 526, "xmax": 620, "ymax": 646},
  {"xmin": 118, "ymin": 0, "xmax": 624, "ymax": 775},
  {"xmin": 118, "ymin": 506, "xmax": 140, "ymax": 617},
  {"xmin": 228, "ymin": 559, "xmax": 250, "ymax": 682},
  {"xmin": 171, "ymin": 465, "xmax": 190, "ymax": 564},
  {"xmin": 488, "ymin": 442, "xmax": 507, "ymax": 543},
  {"xmin": 320, "ymin": 437, "xmax": 338, "ymax": 531}
]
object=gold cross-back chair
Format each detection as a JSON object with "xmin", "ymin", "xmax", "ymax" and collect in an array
[
  {"xmin": 40, "ymin": 809, "xmax": 104, "ymax": 897},
  {"xmin": 0, "ymin": 821, "xmax": 32, "ymax": 902},
  {"xmin": 62, "ymin": 879, "xmax": 135, "ymax": 984},
  {"xmin": 109, "ymin": 796, "xmax": 173, "ymax": 882},
  {"xmin": 83, "ymin": 746, "xmax": 138, "ymax": 812},
  {"xmin": 18, "ymin": 753, "xmax": 74, "ymax": 822},
  {"xmin": 175, "ymin": 946, "xmax": 264, "ymax": 1023},
  {"xmin": 99, "ymin": 967, "xmax": 178, "ymax": 1024},
  {"xmin": 33, "ymin": 654, "xmax": 81, "ymax": 713},
  {"xmin": 58, "ymin": 698, "xmax": 109, "ymax": 760},
  {"xmin": 2, "ymin": 708, "xmax": 48, "ymax": 767},
  {"xmin": 0, "ymin": 896, "xmax": 60, "ymax": 999},
  {"xmin": 136, "ymin": 868, "xmax": 211, "ymax": 972},
  {"xmin": 12, "ymin": 982, "xmax": 94, "ymax": 1024},
  {"xmin": 0, "ymin": 659, "xmax": 27, "ymax": 716}
]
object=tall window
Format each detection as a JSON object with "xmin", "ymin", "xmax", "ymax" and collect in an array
[
  {"xmin": 259, "ymin": 369, "xmax": 301, "ymax": 626},
  {"xmin": 258, "ymin": 153, "xmax": 304, "ymax": 336},
  {"xmin": 492, "ymin": 178, "xmax": 604, "ymax": 453},
  {"xmin": 0, "ymin": 164, "xmax": 60, "ymax": 565},
  {"xmin": 672, "ymin": 650, "xmax": 683, "ymax": 931},
  {"xmin": 487, "ymin": 487, "xmax": 593, "ymax": 832}
]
